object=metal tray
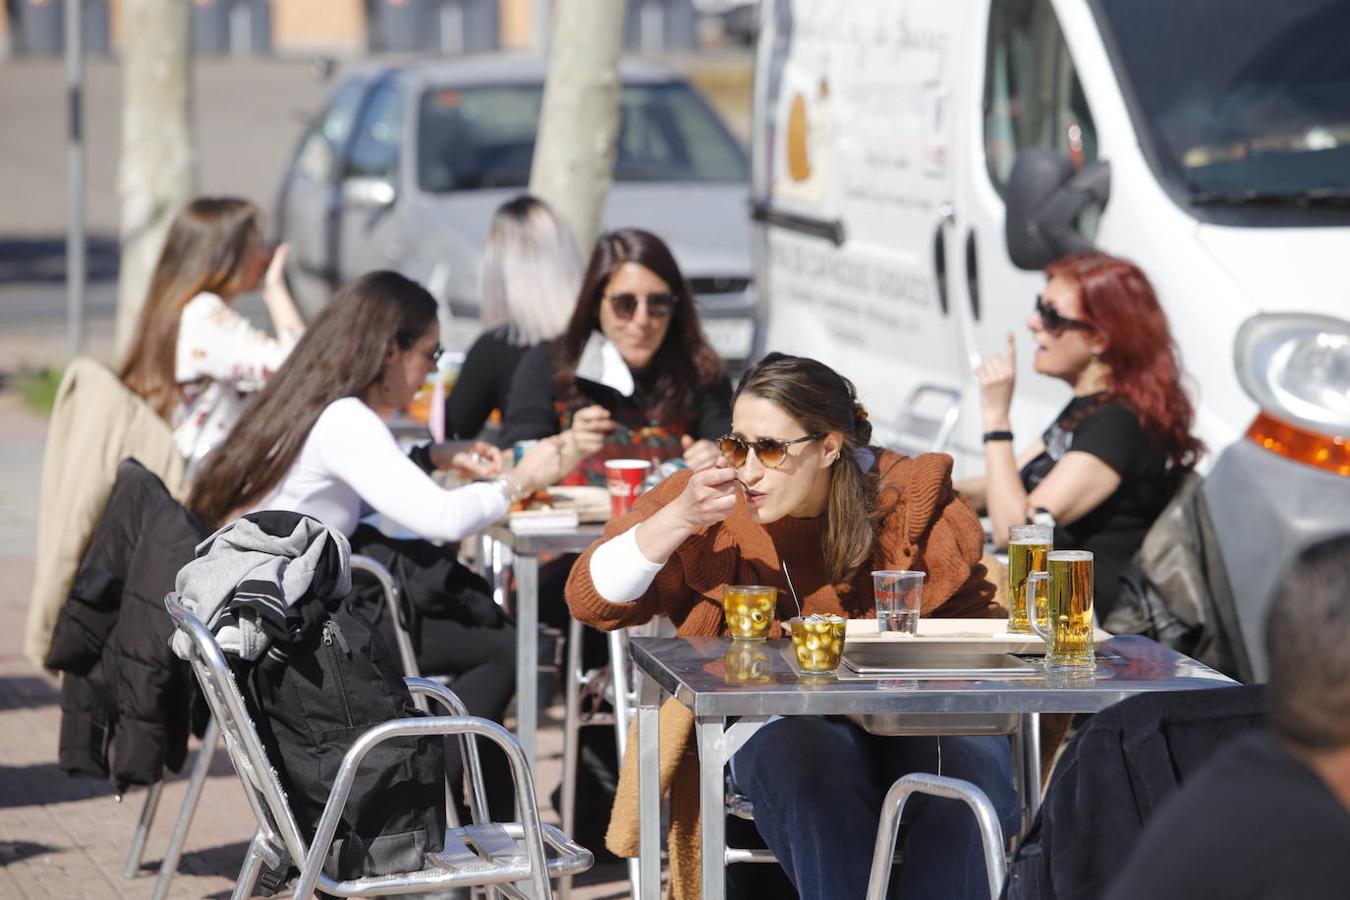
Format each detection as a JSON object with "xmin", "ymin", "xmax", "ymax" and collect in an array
[{"xmin": 840, "ymin": 645, "xmax": 1040, "ymax": 678}]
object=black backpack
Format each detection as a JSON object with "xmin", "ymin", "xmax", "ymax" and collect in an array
[{"xmin": 246, "ymin": 597, "xmax": 447, "ymax": 883}]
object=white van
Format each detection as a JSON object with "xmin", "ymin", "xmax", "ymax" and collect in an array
[{"xmin": 750, "ymin": 0, "xmax": 1350, "ymax": 475}]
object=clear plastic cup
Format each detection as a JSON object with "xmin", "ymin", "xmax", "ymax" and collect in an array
[{"xmin": 872, "ymin": 570, "xmax": 924, "ymax": 634}]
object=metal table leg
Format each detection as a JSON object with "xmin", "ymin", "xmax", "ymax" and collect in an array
[
  {"xmin": 1023, "ymin": 713, "xmax": 1042, "ymax": 823},
  {"xmin": 637, "ymin": 673, "xmax": 662, "ymax": 900},
  {"xmin": 514, "ymin": 552, "xmax": 539, "ymax": 772},
  {"xmin": 557, "ymin": 616, "xmax": 585, "ymax": 900},
  {"xmin": 697, "ymin": 716, "xmax": 728, "ymax": 900}
]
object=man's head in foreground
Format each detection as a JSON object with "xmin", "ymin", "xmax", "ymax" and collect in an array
[{"xmin": 1266, "ymin": 532, "xmax": 1350, "ymax": 806}]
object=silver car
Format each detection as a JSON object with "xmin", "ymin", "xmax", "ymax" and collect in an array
[{"xmin": 276, "ymin": 54, "xmax": 757, "ymax": 365}]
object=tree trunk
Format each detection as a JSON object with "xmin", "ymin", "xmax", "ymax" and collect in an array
[
  {"xmin": 114, "ymin": 0, "xmax": 196, "ymax": 361},
  {"xmin": 528, "ymin": 0, "xmax": 626, "ymax": 254}
]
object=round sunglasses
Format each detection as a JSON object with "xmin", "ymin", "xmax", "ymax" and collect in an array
[
  {"xmin": 1034, "ymin": 296, "xmax": 1094, "ymax": 334},
  {"xmin": 717, "ymin": 433, "xmax": 826, "ymax": 468},
  {"xmin": 606, "ymin": 291, "xmax": 677, "ymax": 321}
]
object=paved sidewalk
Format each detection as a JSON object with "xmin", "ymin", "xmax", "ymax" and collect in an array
[{"xmin": 0, "ymin": 391, "xmax": 630, "ymax": 898}]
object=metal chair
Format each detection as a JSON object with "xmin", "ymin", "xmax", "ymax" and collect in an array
[
  {"xmin": 722, "ymin": 715, "xmax": 1040, "ymax": 878},
  {"xmin": 166, "ymin": 592, "xmax": 593, "ymax": 899},
  {"xmin": 885, "ymin": 383, "xmax": 962, "ymax": 457},
  {"xmin": 121, "ymin": 555, "xmax": 424, "ymax": 898},
  {"xmin": 865, "ymin": 772, "xmax": 1007, "ymax": 900}
]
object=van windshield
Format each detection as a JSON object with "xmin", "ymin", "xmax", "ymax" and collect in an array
[
  {"xmin": 417, "ymin": 82, "xmax": 748, "ymax": 193},
  {"xmin": 1095, "ymin": 0, "xmax": 1350, "ymax": 204}
]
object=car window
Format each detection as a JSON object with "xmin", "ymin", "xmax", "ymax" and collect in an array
[
  {"xmin": 984, "ymin": 0, "xmax": 1099, "ymax": 191},
  {"xmin": 295, "ymin": 78, "xmax": 367, "ymax": 182},
  {"xmin": 346, "ymin": 81, "xmax": 404, "ymax": 182},
  {"xmin": 417, "ymin": 81, "xmax": 748, "ymax": 193}
]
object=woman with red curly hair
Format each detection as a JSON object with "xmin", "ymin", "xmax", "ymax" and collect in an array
[{"xmin": 958, "ymin": 253, "xmax": 1203, "ymax": 617}]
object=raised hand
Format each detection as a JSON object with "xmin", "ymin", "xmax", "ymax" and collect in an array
[
  {"xmin": 568, "ymin": 405, "xmax": 615, "ymax": 457},
  {"xmin": 975, "ymin": 332, "xmax": 1016, "ymax": 429},
  {"xmin": 671, "ymin": 458, "xmax": 741, "ymax": 531}
]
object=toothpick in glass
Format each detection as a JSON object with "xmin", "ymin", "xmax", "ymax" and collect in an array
[{"xmin": 781, "ymin": 560, "xmax": 803, "ymax": 617}]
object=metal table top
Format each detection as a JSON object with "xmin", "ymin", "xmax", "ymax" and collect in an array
[
  {"xmin": 630, "ymin": 635, "xmax": 1237, "ymax": 718},
  {"xmin": 483, "ymin": 522, "xmax": 606, "ymax": 555}
]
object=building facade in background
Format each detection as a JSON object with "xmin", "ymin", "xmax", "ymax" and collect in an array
[{"xmin": 0, "ymin": 0, "xmax": 713, "ymax": 58}]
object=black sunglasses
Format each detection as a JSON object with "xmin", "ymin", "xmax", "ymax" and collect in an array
[
  {"xmin": 1034, "ymin": 296, "xmax": 1094, "ymax": 334},
  {"xmin": 717, "ymin": 433, "xmax": 826, "ymax": 468},
  {"xmin": 606, "ymin": 291, "xmax": 677, "ymax": 321}
]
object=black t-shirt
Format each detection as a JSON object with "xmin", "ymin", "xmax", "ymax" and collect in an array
[
  {"xmin": 1019, "ymin": 395, "xmax": 1173, "ymax": 618},
  {"xmin": 443, "ymin": 325, "xmax": 531, "ymax": 440},
  {"xmin": 1105, "ymin": 731, "xmax": 1350, "ymax": 900}
]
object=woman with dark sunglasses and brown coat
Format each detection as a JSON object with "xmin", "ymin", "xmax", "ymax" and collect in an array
[
  {"xmin": 956, "ymin": 253, "xmax": 1204, "ymax": 619},
  {"xmin": 500, "ymin": 228, "xmax": 733, "ymax": 485},
  {"xmin": 565, "ymin": 353, "xmax": 1016, "ymax": 900}
]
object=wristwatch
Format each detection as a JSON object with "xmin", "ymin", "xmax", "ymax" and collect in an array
[{"xmin": 982, "ymin": 430, "xmax": 1014, "ymax": 443}]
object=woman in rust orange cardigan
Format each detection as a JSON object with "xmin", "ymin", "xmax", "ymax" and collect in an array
[{"xmin": 566, "ymin": 352, "xmax": 1018, "ymax": 900}]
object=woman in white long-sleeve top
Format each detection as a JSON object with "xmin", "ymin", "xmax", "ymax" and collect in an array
[{"xmin": 188, "ymin": 270, "xmax": 565, "ymax": 820}]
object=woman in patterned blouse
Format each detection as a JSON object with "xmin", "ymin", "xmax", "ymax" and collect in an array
[{"xmin": 120, "ymin": 197, "xmax": 305, "ymax": 476}]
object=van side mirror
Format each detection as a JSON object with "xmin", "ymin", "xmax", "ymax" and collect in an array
[
  {"xmin": 342, "ymin": 176, "xmax": 396, "ymax": 210},
  {"xmin": 1004, "ymin": 148, "xmax": 1111, "ymax": 270}
]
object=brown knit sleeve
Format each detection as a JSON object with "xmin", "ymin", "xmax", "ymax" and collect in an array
[
  {"xmin": 565, "ymin": 469, "xmax": 738, "ymax": 633},
  {"xmin": 875, "ymin": 451, "xmax": 1003, "ymax": 619}
]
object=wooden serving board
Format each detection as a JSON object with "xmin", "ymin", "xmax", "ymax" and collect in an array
[{"xmin": 844, "ymin": 617, "xmax": 1112, "ymax": 655}]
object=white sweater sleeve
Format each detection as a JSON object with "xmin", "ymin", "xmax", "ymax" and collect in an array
[
  {"xmin": 588, "ymin": 525, "xmax": 666, "ymax": 603},
  {"xmin": 315, "ymin": 398, "xmax": 508, "ymax": 542}
]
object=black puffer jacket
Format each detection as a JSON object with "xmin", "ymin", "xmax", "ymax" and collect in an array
[
  {"xmin": 1003, "ymin": 684, "xmax": 1267, "ymax": 900},
  {"xmin": 46, "ymin": 458, "xmax": 208, "ymax": 791}
]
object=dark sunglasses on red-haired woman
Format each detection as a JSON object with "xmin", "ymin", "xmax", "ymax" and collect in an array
[
  {"xmin": 1034, "ymin": 296, "xmax": 1094, "ymax": 334},
  {"xmin": 606, "ymin": 291, "xmax": 677, "ymax": 321}
]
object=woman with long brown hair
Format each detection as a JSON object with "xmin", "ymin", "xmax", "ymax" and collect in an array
[
  {"xmin": 500, "ymin": 227, "xmax": 732, "ymax": 480},
  {"xmin": 189, "ymin": 270, "xmax": 565, "ymax": 820},
  {"xmin": 958, "ymin": 252, "xmax": 1204, "ymax": 617},
  {"xmin": 565, "ymin": 353, "xmax": 1018, "ymax": 900},
  {"xmin": 119, "ymin": 197, "xmax": 304, "ymax": 475}
]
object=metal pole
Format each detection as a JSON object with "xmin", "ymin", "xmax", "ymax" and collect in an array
[{"xmin": 65, "ymin": 0, "xmax": 86, "ymax": 357}]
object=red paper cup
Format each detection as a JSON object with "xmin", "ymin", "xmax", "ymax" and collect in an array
[{"xmin": 604, "ymin": 459, "xmax": 652, "ymax": 519}]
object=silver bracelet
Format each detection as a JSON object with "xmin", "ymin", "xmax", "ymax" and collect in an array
[{"xmin": 493, "ymin": 475, "xmax": 528, "ymax": 506}]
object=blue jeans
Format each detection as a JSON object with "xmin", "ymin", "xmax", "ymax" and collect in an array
[{"xmin": 733, "ymin": 717, "xmax": 1020, "ymax": 900}]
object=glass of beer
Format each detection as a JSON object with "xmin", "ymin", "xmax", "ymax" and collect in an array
[
  {"xmin": 723, "ymin": 585, "xmax": 777, "ymax": 640},
  {"xmin": 1027, "ymin": 550, "xmax": 1095, "ymax": 670},
  {"xmin": 1007, "ymin": 524, "xmax": 1052, "ymax": 634}
]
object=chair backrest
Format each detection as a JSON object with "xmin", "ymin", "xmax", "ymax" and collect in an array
[
  {"xmin": 165, "ymin": 593, "xmax": 315, "ymax": 871},
  {"xmin": 887, "ymin": 384, "xmax": 961, "ymax": 457},
  {"xmin": 351, "ymin": 555, "xmax": 420, "ymax": 681}
]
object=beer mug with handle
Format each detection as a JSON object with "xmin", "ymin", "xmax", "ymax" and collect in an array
[
  {"xmin": 1027, "ymin": 549, "xmax": 1095, "ymax": 670},
  {"xmin": 1007, "ymin": 524, "xmax": 1052, "ymax": 634}
]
